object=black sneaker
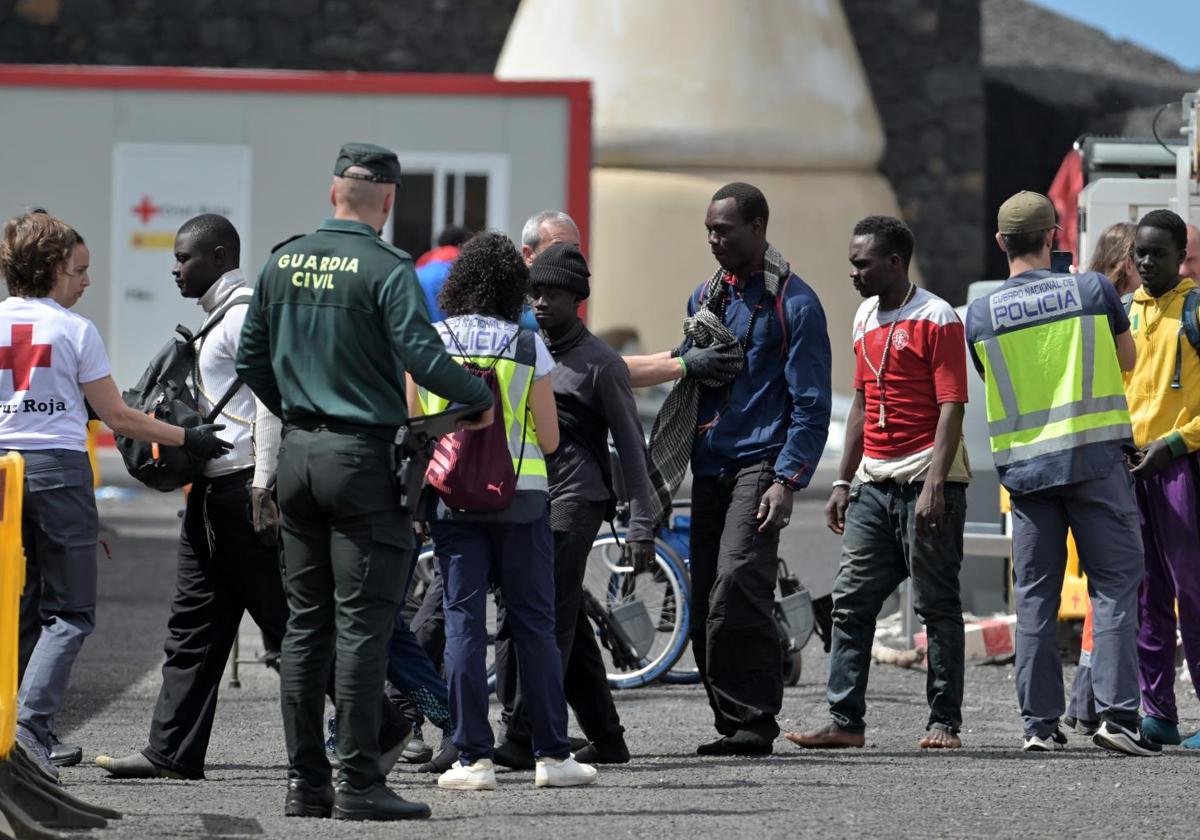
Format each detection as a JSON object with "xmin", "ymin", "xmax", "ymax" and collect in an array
[
  {"xmin": 1022, "ymin": 726, "xmax": 1068, "ymax": 752},
  {"xmin": 401, "ymin": 726, "xmax": 433, "ymax": 765},
  {"xmin": 284, "ymin": 778, "xmax": 334, "ymax": 818},
  {"xmin": 492, "ymin": 739, "xmax": 535, "ymax": 770},
  {"xmin": 574, "ymin": 735, "xmax": 631, "ymax": 764},
  {"xmin": 332, "ymin": 782, "xmax": 431, "ymax": 821},
  {"xmin": 48, "ymin": 733, "xmax": 82, "ymax": 768},
  {"xmin": 418, "ymin": 742, "xmax": 459, "ymax": 774},
  {"xmin": 696, "ymin": 730, "xmax": 773, "ymax": 757},
  {"xmin": 1093, "ymin": 720, "xmax": 1163, "ymax": 757}
]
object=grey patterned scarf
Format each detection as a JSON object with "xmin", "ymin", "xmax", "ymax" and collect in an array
[{"xmin": 645, "ymin": 244, "xmax": 790, "ymax": 526}]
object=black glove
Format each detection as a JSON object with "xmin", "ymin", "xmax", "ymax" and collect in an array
[
  {"xmin": 624, "ymin": 540, "xmax": 656, "ymax": 575},
  {"xmin": 681, "ymin": 340, "xmax": 741, "ymax": 381},
  {"xmin": 182, "ymin": 423, "xmax": 234, "ymax": 460}
]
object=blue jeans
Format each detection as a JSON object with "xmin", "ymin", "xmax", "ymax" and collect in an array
[
  {"xmin": 827, "ymin": 480, "xmax": 966, "ymax": 734},
  {"xmin": 434, "ymin": 511, "xmax": 569, "ymax": 763}
]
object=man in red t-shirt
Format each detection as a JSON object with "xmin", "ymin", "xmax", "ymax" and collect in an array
[{"xmin": 786, "ymin": 215, "xmax": 970, "ymax": 750}]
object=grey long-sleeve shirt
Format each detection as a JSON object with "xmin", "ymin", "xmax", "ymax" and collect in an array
[{"xmin": 545, "ymin": 321, "xmax": 656, "ymax": 542}]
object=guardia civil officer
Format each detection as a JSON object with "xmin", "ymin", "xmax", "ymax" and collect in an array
[{"xmin": 236, "ymin": 144, "xmax": 494, "ymax": 821}]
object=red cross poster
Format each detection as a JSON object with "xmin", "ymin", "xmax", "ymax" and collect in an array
[{"xmin": 109, "ymin": 143, "xmax": 251, "ymax": 388}]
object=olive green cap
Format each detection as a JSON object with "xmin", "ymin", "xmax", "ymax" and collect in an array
[
  {"xmin": 334, "ymin": 142, "xmax": 402, "ymax": 185},
  {"xmin": 997, "ymin": 191, "xmax": 1060, "ymax": 235}
]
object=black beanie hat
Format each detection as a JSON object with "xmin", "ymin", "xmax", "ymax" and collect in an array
[{"xmin": 529, "ymin": 242, "xmax": 591, "ymax": 300}]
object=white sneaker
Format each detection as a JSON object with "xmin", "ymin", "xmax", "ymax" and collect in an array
[
  {"xmin": 535, "ymin": 756, "xmax": 598, "ymax": 788},
  {"xmin": 1022, "ymin": 726, "xmax": 1067, "ymax": 752},
  {"xmin": 438, "ymin": 758, "xmax": 497, "ymax": 790}
]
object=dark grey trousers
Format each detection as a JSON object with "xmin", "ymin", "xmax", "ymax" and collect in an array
[
  {"xmin": 827, "ymin": 480, "xmax": 966, "ymax": 734},
  {"xmin": 13, "ymin": 449, "xmax": 98, "ymax": 746},
  {"xmin": 690, "ymin": 462, "xmax": 782, "ymax": 740},
  {"xmin": 1010, "ymin": 459, "xmax": 1143, "ymax": 737}
]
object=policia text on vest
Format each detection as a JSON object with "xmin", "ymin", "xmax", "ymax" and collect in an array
[
  {"xmin": 988, "ymin": 275, "xmax": 1082, "ymax": 330},
  {"xmin": 967, "ymin": 269, "xmax": 1132, "ymax": 494}
]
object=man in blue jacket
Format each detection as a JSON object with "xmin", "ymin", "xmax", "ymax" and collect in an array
[{"xmin": 627, "ymin": 182, "xmax": 832, "ymax": 755}]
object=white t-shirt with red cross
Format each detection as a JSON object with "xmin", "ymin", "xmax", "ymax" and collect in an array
[
  {"xmin": 852, "ymin": 286, "xmax": 970, "ymax": 482},
  {"xmin": 0, "ymin": 297, "xmax": 111, "ymax": 452}
]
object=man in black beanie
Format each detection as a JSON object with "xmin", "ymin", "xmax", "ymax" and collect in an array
[{"xmin": 494, "ymin": 241, "xmax": 656, "ymax": 767}]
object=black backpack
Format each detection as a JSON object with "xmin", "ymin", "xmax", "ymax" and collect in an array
[{"xmin": 116, "ymin": 297, "xmax": 248, "ymax": 492}]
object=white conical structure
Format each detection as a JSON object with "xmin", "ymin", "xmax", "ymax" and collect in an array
[
  {"xmin": 497, "ymin": 0, "xmax": 885, "ymax": 170},
  {"xmin": 497, "ymin": 0, "xmax": 915, "ymax": 392}
]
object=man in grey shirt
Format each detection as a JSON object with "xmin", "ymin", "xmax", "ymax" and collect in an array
[{"xmin": 494, "ymin": 241, "xmax": 656, "ymax": 767}]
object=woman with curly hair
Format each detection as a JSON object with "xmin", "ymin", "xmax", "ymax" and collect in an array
[
  {"xmin": 1063, "ymin": 221, "xmax": 1140, "ymax": 737},
  {"xmin": 0, "ymin": 210, "xmax": 231, "ymax": 780},
  {"xmin": 406, "ymin": 231, "xmax": 596, "ymax": 791}
]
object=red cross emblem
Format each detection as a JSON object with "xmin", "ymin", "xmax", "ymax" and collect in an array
[
  {"xmin": 132, "ymin": 195, "xmax": 160, "ymax": 225},
  {"xmin": 0, "ymin": 324, "xmax": 53, "ymax": 392}
]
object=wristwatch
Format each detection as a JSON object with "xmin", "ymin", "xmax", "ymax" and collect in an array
[{"xmin": 773, "ymin": 475, "xmax": 801, "ymax": 492}]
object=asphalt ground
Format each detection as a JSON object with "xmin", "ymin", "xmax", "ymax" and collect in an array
[{"xmin": 45, "ymin": 470, "xmax": 1200, "ymax": 840}]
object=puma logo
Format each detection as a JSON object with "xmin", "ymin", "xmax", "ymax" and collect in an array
[{"xmin": 487, "ymin": 482, "xmax": 505, "ymax": 495}]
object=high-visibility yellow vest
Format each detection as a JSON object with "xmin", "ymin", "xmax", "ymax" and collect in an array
[
  {"xmin": 417, "ymin": 320, "xmax": 547, "ymax": 493},
  {"xmin": 978, "ymin": 313, "xmax": 1130, "ymax": 461},
  {"xmin": 967, "ymin": 271, "xmax": 1133, "ymax": 493}
]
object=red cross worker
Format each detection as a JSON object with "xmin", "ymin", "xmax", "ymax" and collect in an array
[{"xmin": 0, "ymin": 209, "xmax": 232, "ymax": 780}]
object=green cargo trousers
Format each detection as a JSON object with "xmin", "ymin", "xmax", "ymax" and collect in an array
[{"xmin": 276, "ymin": 423, "xmax": 414, "ymax": 789}]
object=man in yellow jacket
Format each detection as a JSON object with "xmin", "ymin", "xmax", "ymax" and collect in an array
[{"xmin": 1124, "ymin": 209, "xmax": 1200, "ymax": 748}]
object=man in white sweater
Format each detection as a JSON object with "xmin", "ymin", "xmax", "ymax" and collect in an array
[{"xmin": 96, "ymin": 214, "xmax": 287, "ymax": 779}]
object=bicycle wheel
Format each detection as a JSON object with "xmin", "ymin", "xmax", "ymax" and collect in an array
[
  {"xmin": 660, "ymin": 660, "xmax": 702, "ymax": 685},
  {"xmin": 585, "ymin": 532, "xmax": 691, "ymax": 688}
]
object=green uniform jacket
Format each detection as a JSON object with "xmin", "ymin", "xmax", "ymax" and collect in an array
[{"xmin": 235, "ymin": 218, "xmax": 491, "ymax": 428}]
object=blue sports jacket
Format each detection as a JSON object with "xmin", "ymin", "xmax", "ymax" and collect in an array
[{"xmin": 687, "ymin": 271, "xmax": 832, "ymax": 486}]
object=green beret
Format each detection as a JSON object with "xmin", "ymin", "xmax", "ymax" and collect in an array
[{"xmin": 334, "ymin": 142, "xmax": 402, "ymax": 185}]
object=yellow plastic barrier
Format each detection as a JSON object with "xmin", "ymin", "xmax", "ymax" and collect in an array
[
  {"xmin": 1060, "ymin": 536, "xmax": 1089, "ymax": 620},
  {"xmin": 86, "ymin": 420, "xmax": 101, "ymax": 489},
  {"xmin": 0, "ymin": 452, "xmax": 24, "ymax": 760},
  {"xmin": 999, "ymin": 486, "xmax": 1088, "ymax": 620}
]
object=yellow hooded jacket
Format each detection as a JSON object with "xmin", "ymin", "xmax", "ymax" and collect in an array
[{"xmin": 1123, "ymin": 277, "xmax": 1200, "ymax": 454}]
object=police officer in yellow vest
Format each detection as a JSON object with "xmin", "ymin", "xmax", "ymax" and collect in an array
[
  {"xmin": 236, "ymin": 143, "xmax": 494, "ymax": 819},
  {"xmin": 965, "ymin": 192, "xmax": 1156, "ymax": 757},
  {"xmin": 409, "ymin": 232, "xmax": 598, "ymax": 791}
]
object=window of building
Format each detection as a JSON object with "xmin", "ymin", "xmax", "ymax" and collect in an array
[{"xmin": 389, "ymin": 153, "xmax": 509, "ymax": 259}]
